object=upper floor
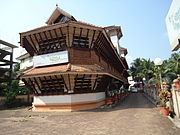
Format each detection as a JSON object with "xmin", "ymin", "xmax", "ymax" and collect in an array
[{"xmin": 19, "ymin": 7, "xmax": 129, "ymax": 81}]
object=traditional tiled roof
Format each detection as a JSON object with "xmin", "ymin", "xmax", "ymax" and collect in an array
[
  {"xmin": 20, "ymin": 21, "xmax": 102, "ymax": 35},
  {"xmin": 20, "ymin": 21, "xmax": 67, "ymax": 35},
  {"xmin": 76, "ymin": 21, "xmax": 103, "ymax": 28},
  {"xmin": 21, "ymin": 64, "xmax": 105, "ymax": 77}
]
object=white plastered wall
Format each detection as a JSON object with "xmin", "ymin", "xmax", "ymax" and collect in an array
[
  {"xmin": 20, "ymin": 57, "xmax": 33, "ymax": 70},
  {"xmin": 33, "ymin": 92, "xmax": 105, "ymax": 105},
  {"xmin": 109, "ymin": 30, "xmax": 121, "ymax": 56}
]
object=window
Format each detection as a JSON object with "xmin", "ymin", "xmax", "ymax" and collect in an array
[
  {"xmin": 39, "ymin": 36, "xmax": 66, "ymax": 54},
  {"xmin": 72, "ymin": 36, "xmax": 89, "ymax": 48},
  {"xmin": 74, "ymin": 76, "xmax": 91, "ymax": 92},
  {"xmin": 54, "ymin": 14, "xmax": 71, "ymax": 24}
]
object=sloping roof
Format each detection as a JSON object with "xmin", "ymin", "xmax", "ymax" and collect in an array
[
  {"xmin": 20, "ymin": 64, "xmax": 128, "ymax": 82},
  {"xmin": 20, "ymin": 21, "xmax": 102, "ymax": 36},
  {"xmin": 121, "ymin": 47, "xmax": 128, "ymax": 56},
  {"xmin": 16, "ymin": 53, "xmax": 30, "ymax": 60},
  {"xmin": 46, "ymin": 7, "xmax": 76, "ymax": 25},
  {"xmin": 104, "ymin": 26, "xmax": 123, "ymax": 39},
  {"xmin": 20, "ymin": 64, "xmax": 105, "ymax": 77}
]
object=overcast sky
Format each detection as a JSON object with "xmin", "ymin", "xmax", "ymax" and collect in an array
[{"xmin": 0, "ymin": 0, "xmax": 175, "ymax": 65}]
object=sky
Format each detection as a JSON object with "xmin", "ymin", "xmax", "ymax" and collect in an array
[{"xmin": 0, "ymin": 0, "xmax": 176, "ymax": 65}]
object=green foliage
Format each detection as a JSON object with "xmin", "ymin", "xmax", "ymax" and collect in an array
[
  {"xmin": 129, "ymin": 52, "xmax": 180, "ymax": 85},
  {"xmin": 163, "ymin": 52, "xmax": 180, "ymax": 82},
  {"xmin": 14, "ymin": 63, "xmax": 20, "ymax": 72},
  {"xmin": 12, "ymin": 63, "xmax": 20, "ymax": 79},
  {"xmin": 4, "ymin": 80, "xmax": 30, "ymax": 106},
  {"xmin": 130, "ymin": 58, "xmax": 155, "ymax": 82},
  {"xmin": 0, "ymin": 62, "xmax": 30, "ymax": 106},
  {"xmin": 4, "ymin": 87, "xmax": 17, "ymax": 106},
  {"xmin": 4, "ymin": 80, "xmax": 18, "ymax": 106}
]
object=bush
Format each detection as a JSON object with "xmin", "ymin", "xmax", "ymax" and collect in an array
[
  {"xmin": 4, "ymin": 80, "xmax": 30, "ymax": 106},
  {"xmin": 4, "ymin": 86, "xmax": 17, "ymax": 106}
]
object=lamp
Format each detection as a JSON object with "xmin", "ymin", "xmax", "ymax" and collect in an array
[
  {"xmin": 154, "ymin": 58, "xmax": 163, "ymax": 66},
  {"xmin": 154, "ymin": 58, "xmax": 163, "ymax": 89}
]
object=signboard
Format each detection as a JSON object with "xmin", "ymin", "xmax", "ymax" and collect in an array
[
  {"xmin": 33, "ymin": 51, "xmax": 68, "ymax": 67},
  {"xmin": 166, "ymin": 0, "xmax": 180, "ymax": 51}
]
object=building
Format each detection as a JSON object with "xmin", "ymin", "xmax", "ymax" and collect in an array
[
  {"xmin": 19, "ymin": 7, "xmax": 129, "ymax": 111},
  {"xmin": 0, "ymin": 40, "xmax": 18, "ymax": 94},
  {"xmin": 128, "ymin": 76, "xmax": 135, "ymax": 88},
  {"xmin": 16, "ymin": 52, "xmax": 33, "ymax": 72},
  {"xmin": 16, "ymin": 50, "xmax": 33, "ymax": 86},
  {"xmin": 166, "ymin": 0, "xmax": 180, "ymax": 51}
]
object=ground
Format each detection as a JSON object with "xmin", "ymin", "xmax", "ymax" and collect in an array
[{"xmin": 0, "ymin": 93, "xmax": 180, "ymax": 135}]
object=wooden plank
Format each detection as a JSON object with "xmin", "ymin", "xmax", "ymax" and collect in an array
[
  {"xmin": 22, "ymin": 78, "xmax": 36, "ymax": 94},
  {"xmin": 48, "ymin": 30, "xmax": 57, "ymax": 50},
  {"xmin": 23, "ymin": 37, "xmax": 36, "ymax": 56},
  {"xmin": 67, "ymin": 26, "xmax": 70, "ymax": 47},
  {"xmin": 49, "ymin": 76, "xmax": 59, "ymax": 93},
  {"xmin": 73, "ymin": 74, "xmax": 78, "ymax": 90},
  {"xmin": 33, "ymin": 77, "xmax": 41, "ymax": 91},
  {"xmin": 59, "ymin": 27, "xmax": 66, "ymax": 45},
  {"xmin": 43, "ymin": 31, "xmax": 50, "ymax": 44},
  {"xmin": 29, "ymin": 35, "xmax": 38, "ymax": 53},
  {"xmin": 38, "ymin": 32, "xmax": 44, "ymax": 41},
  {"xmin": 78, "ymin": 28, "xmax": 83, "ymax": 47},
  {"xmin": 28, "ymin": 78, "xmax": 38, "ymax": 94},
  {"xmin": 90, "ymin": 30, "xmax": 96, "ymax": 48},
  {"xmin": 71, "ymin": 27, "xmax": 76, "ymax": 47},
  {"xmin": 92, "ymin": 74, "xmax": 98, "ymax": 91},
  {"xmin": 38, "ymin": 77, "xmax": 47, "ymax": 93},
  {"xmin": 33, "ymin": 34, "xmax": 41, "ymax": 52},
  {"xmin": 54, "ymin": 75, "xmax": 63, "ymax": 92},
  {"xmin": 80, "ymin": 74, "xmax": 85, "ymax": 89},
  {"xmin": 60, "ymin": 75, "xmax": 68, "ymax": 91},
  {"xmin": 68, "ymin": 74, "xmax": 71, "ymax": 90}
]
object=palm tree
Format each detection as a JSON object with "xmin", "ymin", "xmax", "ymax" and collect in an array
[
  {"xmin": 130, "ymin": 58, "xmax": 155, "ymax": 82},
  {"xmin": 163, "ymin": 52, "xmax": 180, "ymax": 82},
  {"xmin": 129, "ymin": 52, "xmax": 180, "ymax": 86}
]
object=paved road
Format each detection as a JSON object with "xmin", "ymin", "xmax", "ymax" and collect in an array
[{"xmin": 0, "ymin": 93, "xmax": 180, "ymax": 135}]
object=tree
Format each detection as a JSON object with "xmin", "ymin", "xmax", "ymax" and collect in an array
[
  {"xmin": 2, "ymin": 62, "xmax": 30, "ymax": 106},
  {"xmin": 129, "ymin": 58, "xmax": 155, "ymax": 82},
  {"xmin": 163, "ymin": 52, "xmax": 180, "ymax": 82},
  {"xmin": 12, "ymin": 63, "xmax": 20, "ymax": 79},
  {"xmin": 129, "ymin": 52, "xmax": 180, "ymax": 85}
]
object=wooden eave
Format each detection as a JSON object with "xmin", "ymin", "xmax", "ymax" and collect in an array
[
  {"xmin": 102, "ymin": 30, "xmax": 126, "ymax": 70},
  {"xmin": 20, "ymin": 22, "xmax": 102, "ymax": 56},
  {"xmin": 20, "ymin": 22, "xmax": 68, "ymax": 39},
  {"xmin": 121, "ymin": 47, "xmax": 128, "ymax": 56},
  {"xmin": 21, "ymin": 72, "xmax": 127, "ymax": 84},
  {"xmin": 121, "ymin": 57, "xmax": 129, "ymax": 69},
  {"xmin": 20, "ymin": 21, "xmax": 102, "ymax": 54},
  {"xmin": 20, "ymin": 64, "xmax": 127, "ymax": 83},
  {"xmin": 20, "ymin": 21, "xmax": 102, "ymax": 38},
  {"xmin": 104, "ymin": 26, "xmax": 123, "ymax": 39},
  {"xmin": 20, "ymin": 21, "xmax": 128, "ymax": 77}
]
